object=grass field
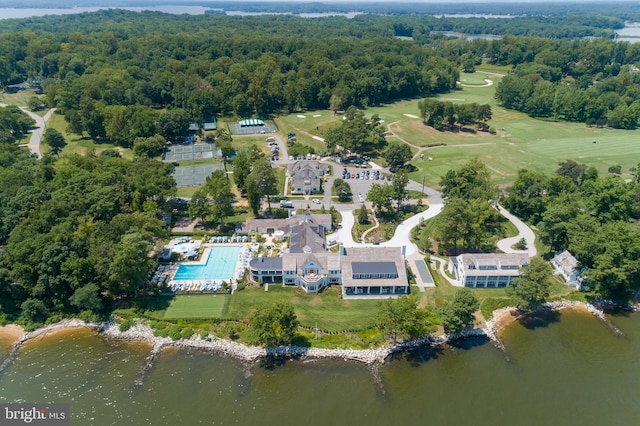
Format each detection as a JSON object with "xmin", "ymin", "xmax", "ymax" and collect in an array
[
  {"xmin": 163, "ymin": 294, "xmax": 228, "ymax": 319},
  {"xmin": 158, "ymin": 285, "xmax": 380, "ymax": 332},
  {"xmin": 0, "ymin": 89, "xmax": 38, "ymax": 107},
  {"xmin": 272, "ymin": 63, "xmax": 640, "ymax": 187}
]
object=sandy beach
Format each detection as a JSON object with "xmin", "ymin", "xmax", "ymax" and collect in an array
[
  {"xmin": 491, "ymin": 302, "xmax": 604, "ymax": 337},
  {"xmin": 0, "ymin": 324, "xmax": 25, "ymax": 342}
]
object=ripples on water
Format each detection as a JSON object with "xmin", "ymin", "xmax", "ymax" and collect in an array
[{"xmin": 1, "ymin": 312, "xmax": 640, "ymax": 425}]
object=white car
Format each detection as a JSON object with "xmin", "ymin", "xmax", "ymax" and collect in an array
[{"xmin": 312, "ymin": 199, "xmax": 321, "ymax": 204}]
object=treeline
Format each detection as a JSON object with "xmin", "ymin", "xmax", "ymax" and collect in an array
[
  {"xmin": 0, "ymin": 145, "xmax": 176, "ymax": 327},
  {"xmin": 504, "ymin": 160, "xmax": 640, "ymax": 301},
  {"xmin": 0, "ymin": 105, "xmax": 35, "ymax": 144},
  {"xmin": 0, "ymin": 11, "xmax": 464, "ymax": 147},
  {"xmin": 417, "ymin": 98, "xmax": 492, "ymax": 131},
  {"xmin": 493, "ymin": 37, "xmax": 640, "ymax": 129}
]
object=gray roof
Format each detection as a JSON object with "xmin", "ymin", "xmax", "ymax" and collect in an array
[
  {"xmin": 289, "ymin": 222, "xmax": 325, "ymax": 253},
  {"xmin": 352, "ymin": 261, "xmax": 397, "ymax": 275},
  {"xmin": 249, "ymin": 257, "xmax": 283, "ymax": 271},
  {"xmin": 552, "ymin": 250, "xmax": 579, "ymax": 275},
  {"xmin": 238, "ymin": 212, "xmax": 332, "ymax": 234},
  {"xmin": 340, "ymin": 247, "xmax": 407, "ymax": 287}
]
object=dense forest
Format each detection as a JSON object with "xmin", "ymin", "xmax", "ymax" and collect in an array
[
  {"xmin": 2, "ymin": 10, "xmax": 640, "ymax": 147},
  {"xmin": 503, "ymin": 161, "xmax": 640, "ymax": 301},
  {"xmin": 0, "ymin": 144, "xmax": 176, "ymax": 327}
]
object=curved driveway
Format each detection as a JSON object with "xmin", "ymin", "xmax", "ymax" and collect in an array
[
  {"xmin": 495, "ymin": 204, "xmax": 537, "ymax": 257},
  {"xmin": 20, "ymin": 107, "xmax": 56, "ymax": 159},
  {"xmin": 1, "ymin": 102, "xmax": 55, "ymax": 159}
]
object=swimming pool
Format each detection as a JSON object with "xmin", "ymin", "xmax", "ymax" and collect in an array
[{"xmin": 173, "ymin": 245, "xmax": 243, "ymax": 281}]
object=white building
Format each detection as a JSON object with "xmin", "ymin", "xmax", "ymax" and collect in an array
[
  {"xmin": 247, "ymin": 219, "xmax": 408, "ymax": 297},
  {"xmin": 551, "ymin": 250, "xmax": 585, "ymax": 288},
  {"xmin": 448, "ymin": 253, "xmax": 529, "ymax": 288}
]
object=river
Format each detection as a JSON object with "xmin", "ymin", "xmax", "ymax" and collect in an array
[{"xmin": 0, "ymin": 310, "xmax": 639, "ymax": 425}]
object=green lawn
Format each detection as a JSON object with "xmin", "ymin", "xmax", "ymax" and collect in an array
[
  {"xmin": 0, "ymin": 89, "xmax": 37, "ymax": 106},
  {"xmin": 158, "ymin": 285, "xmax": 380, "ymax": 332},
  {"xmin": 163, "ymin": 294, "xmax": 228, "ymax": 319},
  {"xmin": 270, "ymin": 63, "xmax": 640, "ymax": 188}
]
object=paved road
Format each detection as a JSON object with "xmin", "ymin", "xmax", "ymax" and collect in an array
[
  {"xmin": 495, "ymin": 204, "xmax": 537, "ymax": 257},
  {"xmin": 20, "ymin": 107, "xmax": 56, "ymax": 159},
  {"xmin": 1, "ymin": 103, "xmax": 56, "ymax": 159}
]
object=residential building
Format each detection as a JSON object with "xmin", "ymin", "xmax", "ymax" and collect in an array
[
  {"xmin": 551, "ymin": 250, "xmax": 585, "ymax": 288},
  {"xmin": 448, "ymin": 253, "xmax": 529, "ymax": 288}
]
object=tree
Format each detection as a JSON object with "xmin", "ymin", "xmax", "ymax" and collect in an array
[
  {"xmin": 20, "ymin": 298, "xmax": 50, "ymax": 324},
  {"xmin": 251, "ymin": 300, "xmax": 299, "ymax": 347},
  {"xmin": 204, "ymin": 169, "xmax": 234, "ymax": 226},
  {"xmin": 556, "ymin": 159, "xmax": 587, "ymax": 187},
  {"xmin": 69, "ymin": 283, "xmax": 103, "ymax": 313},
  {"xmin": 507, "ymin": 257, "xmax": 553, "ymax": 313},
  {"xmin": 246, "ymin": 160, "xmax": 277, "ymax": 215},
  {"xmin": 213, "ymin": 129, "xmax": 234, "ymax": 159},
  {"xmin": 367, "ymin": 183, "xmax": 394, "ymax": 214},
  {"xmin": 42, "ymin": 128, "xmax": 66, "ymax": 156},
  {"xmin": 107, "ymin": 232, "xmax": 152, "ymax": 296},
  {"xmin": 324, "ymin": 106, "xmax": 385, "ymax": 154},
  {"xmin": 384, "ymin": 142, "xmax": 412, "ymax": 170},
  {"xmin": 391, "ymin": 170, "xmax": 409, "ymax": 212},
  {"xmin": 332, "ymin": 178, "xmax": 351, "ymax": 202},
  {"xmin": 439, "ymin": 288, "xmax": 479, "ymax": 333},
  {"xmin": 357, "ymin": 204, "xmax": 369, "ymax": 224},
  {"xmin": 440, "ymin": 158, "xmax": 495, "ymax": 201},
  {"xmin": 233, "ymin": 151, "xmax": 252, "ymax": 192},
  {"xmin": 28, "ymin": 96, "xmax": 44, "ymax": 112},
  {"xmin": 188, "ymin": 188, "xmax": 210, "ymax": 221},
  {"xmin": 377, "ymin": 295, "xmax": 434, "ymax": 343},
  {"xmin": 133, "ymin": 135, "xmax": 167, "ymax": 158}
]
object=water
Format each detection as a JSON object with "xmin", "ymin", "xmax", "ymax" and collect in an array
[
  {"xmin": 1, "ymin": 310, "xmax": 640, "ymax": 425},
  {"xmin": 172, "ymin": 245, "xmax": 242, "ymax": 281},
  {"xmin": 0, "ymin": 6, "xmax": 213, "ymax": 20}
]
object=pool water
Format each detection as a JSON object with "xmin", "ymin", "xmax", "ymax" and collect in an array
[{"xmin": 173, "ymin": 245, "xmax": 242, "ymax": 281}]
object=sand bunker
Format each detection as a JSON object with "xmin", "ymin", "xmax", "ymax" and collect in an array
[
  {"xmin": 403, "ymin": 114, "xmax": 419, "ymax": 119},
  {"xmin": 313, "ymin": 114, "xmax": 321, "ymax": 117},
  {"xmin": 296, "ymin": 115, "xmax": 306, "ymax": 118}
]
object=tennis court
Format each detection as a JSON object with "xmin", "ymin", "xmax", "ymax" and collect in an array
[
  {"xmin": 162, "ymin": 143, "xmax": 222, "ymax": 162},
  {"xmin": 227, "ymin": 119, "xmax": 278, "ymax": 135},
  {"xmin": 172, "ymin": 164, "xmax": 226, "ymax": 187}
]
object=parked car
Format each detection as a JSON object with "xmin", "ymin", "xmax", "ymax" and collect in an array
[{"xmin": 312, "ymin": 199, "xmax": 321, "ymax": 204}]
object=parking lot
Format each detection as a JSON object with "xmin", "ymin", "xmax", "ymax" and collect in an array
[{"xmin": 336, "ymin": 166, "xmax": 390, "ymax": 204}]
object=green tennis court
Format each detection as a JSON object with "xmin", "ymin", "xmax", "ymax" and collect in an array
[{"xmin": 172, "ymin": 164, "xmax": 225, "ymax": 187}]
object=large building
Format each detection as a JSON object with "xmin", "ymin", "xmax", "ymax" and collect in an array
[
  {"xmin": 237, "ymin": 211, "xmax": 332, "ymax": 235},
  {"xmin": 287, "ymin": 161, "xmax": 329, "ymax": 195},
  {"xmin": 448, "ymin": 253, "xmax": 529, "ymax": 288},
  {"xmin": 247, "ymin": 215, "xmax": 408, "ymax": 297}
]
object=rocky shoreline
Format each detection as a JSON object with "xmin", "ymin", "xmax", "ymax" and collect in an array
[{"xmin": 0, "ymin": 300, "xmax": 630, "ymax": 371}]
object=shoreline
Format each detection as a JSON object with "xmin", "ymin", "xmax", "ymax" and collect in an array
[{"xmin": 0, "ymin": 301, "xmax": 630, "ymax": 368}]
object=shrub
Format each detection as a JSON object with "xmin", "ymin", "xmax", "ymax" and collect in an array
[
  {"xmin": 119, "ymin": 318, "xmax": 136, "ymax": 332},
  {"xmin": 180, "ymin": 327, "xmax": 194, "ymax": 340},
  {"xmin": 168, "ymin": 324, "xmax": 182, "ymax": 340}
]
